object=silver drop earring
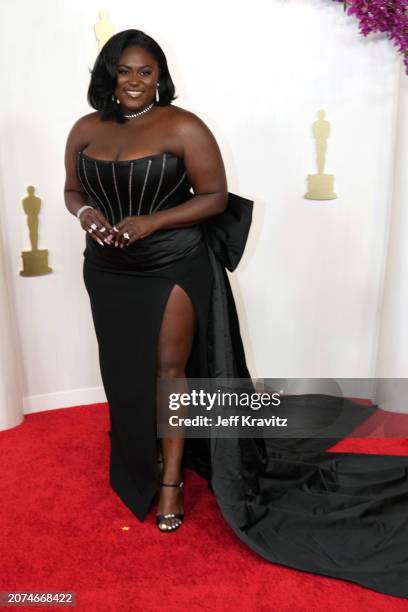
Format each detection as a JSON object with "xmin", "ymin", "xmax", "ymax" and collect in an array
[
  {"xmin": 155, "ymin": 82, "xmax": 160, "ymax": 103},
  {"xmin": 112, "ymin": 94, "xmax": 120, "ymax": 104}
]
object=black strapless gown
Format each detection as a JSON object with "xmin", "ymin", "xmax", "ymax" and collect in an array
[{"xmin": 77, "ymin": 150, "xmax": 408, "ymax": 599}]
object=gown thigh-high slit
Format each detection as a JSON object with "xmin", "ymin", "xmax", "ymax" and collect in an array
[
  {"xmin": 77, "ymin": 149, "xmax": 408, "ymax": 599},
  {"xmin": 83, "ymin": 236, "xmax": 214, "ymax": 520}
]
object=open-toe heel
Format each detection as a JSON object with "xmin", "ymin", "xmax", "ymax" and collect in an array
[{"xmin": 156, "ymin": 481, "xmax": 184, "ymax": 533}]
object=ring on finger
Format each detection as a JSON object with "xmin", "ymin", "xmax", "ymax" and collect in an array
[{"xmin": 123, "ymin": 232, "xmax": 130, "ymax": 240}]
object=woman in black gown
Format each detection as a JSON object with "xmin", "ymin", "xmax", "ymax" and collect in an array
[{"xmin": 64, "ymin": 29, "xmax": 408, "ymax": 599}]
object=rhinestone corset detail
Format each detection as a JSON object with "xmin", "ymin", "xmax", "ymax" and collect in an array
[{"xmin": 76, "ymin": 151, "xmax": 191, "ymax": 226}]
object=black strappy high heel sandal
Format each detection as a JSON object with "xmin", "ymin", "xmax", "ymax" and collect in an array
[{"xmin": 156, "ymin": 481, "xmax": 184, "ymax": 532}]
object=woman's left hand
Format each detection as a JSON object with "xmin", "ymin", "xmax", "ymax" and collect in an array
[{"xmin": 110, "ymin": 215, "xmax": 162, "ymax": 248}]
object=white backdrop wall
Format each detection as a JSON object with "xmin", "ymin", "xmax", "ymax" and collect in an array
[{"xmin": 0, "ymin": 0, "xmax": 405, "ymax": 421}]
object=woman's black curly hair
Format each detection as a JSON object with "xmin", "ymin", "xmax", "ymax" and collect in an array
[{"xmin": 87, "ymin": 29, "xmax": 177, "ymax": 123}]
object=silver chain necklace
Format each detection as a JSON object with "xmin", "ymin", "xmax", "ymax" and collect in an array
[{"xmin": 123, "ymin": 102, "xmax": 155, "ymax": 119}]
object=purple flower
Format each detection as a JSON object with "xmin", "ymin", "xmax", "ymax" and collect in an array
[{"xmin": 333, "ymin": 0, "xmax": 408, "ymax": 73}]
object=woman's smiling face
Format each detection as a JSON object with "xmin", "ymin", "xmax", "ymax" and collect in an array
[{"xmin": 114, "ymin": 45, "xmax": 159, "ymax": 112}]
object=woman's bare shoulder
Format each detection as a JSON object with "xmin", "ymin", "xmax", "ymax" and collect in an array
[
  {"xmin": 66, "ymin": 111, "xmax": 101, "ymax": 151},
  {"xmin": 69, "ymin": 111, "xmax": 101, "ymax": 134},
  {"xmin": 66, "ymin": 111, "xmax": 100, "ymax": 155},
  {"xmin": 165, "ymin": 104, "xmax": 212, "ymax": 135}
]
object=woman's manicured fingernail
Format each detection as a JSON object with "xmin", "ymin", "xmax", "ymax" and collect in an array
[{"xmin": 97, "ymin": 238, "xmax": 105, "ymax": 246}]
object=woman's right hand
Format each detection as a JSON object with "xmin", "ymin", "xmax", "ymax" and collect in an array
[{"xmin": 78, "ymin": 208, "xmax": 114, "ymax": 246}]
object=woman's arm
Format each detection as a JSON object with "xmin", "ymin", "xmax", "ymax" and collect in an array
[
  {"xmin": 153, "ymin": 111, "xmax": 228, "ymax": 230},
  {"xmin": 64, "ymin": 114, "xmax": 114, "ymax": 244},
  {"xmin": 64, "ymin": 115, "xmax": 93, "ymax": 217}
]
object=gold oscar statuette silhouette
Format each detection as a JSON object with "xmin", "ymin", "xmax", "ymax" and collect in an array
[
  {"xmin": 305, "ymin": 109, "xmax": 337, "ymax": 200},
  {"xmin": 20, "ymin": 186, "xmax": 52, "ymax": 276},
  {"xmin": 94, "ymin": 10, "xmax": 114, "ymax": 51}
]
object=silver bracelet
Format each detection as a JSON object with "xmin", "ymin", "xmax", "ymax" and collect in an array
[{"xmin": 76, "ymin": 205, "xmax": 94, "ymax": 219}]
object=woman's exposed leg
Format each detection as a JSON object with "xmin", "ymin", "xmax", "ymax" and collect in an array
[{"xmin": 156, "ymin": 284, "xmax": 197, "ymax": 530}]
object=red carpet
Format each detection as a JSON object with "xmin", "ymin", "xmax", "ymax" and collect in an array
[{"xmin": 1, "ymin": 403, "xmax": 408, "ymax": 611}]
